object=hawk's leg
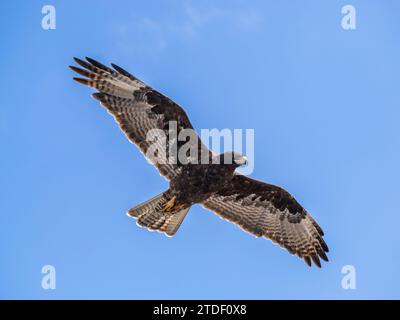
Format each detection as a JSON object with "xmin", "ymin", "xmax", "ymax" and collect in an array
[{"xmin": 162, "ymin": 195, "xmax": 177, "ymax": 212}]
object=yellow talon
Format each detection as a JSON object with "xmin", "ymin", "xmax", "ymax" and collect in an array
[{"xmin": 163, "ymin": 196, "xmax": 176, "ymax": 212}]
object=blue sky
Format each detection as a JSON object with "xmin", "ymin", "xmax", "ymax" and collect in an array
[{"xmin": 1, "ymin": 0, "xmax": 400, "ymax": 299}]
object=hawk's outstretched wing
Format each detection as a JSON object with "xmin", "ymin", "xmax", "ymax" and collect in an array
[
  {"xmin": 203, "ymin": 174, "xmax": 329, "ymax": 267},
  {"xmin": 70, "ymin": 57, "xmax": 210, "ymax": 180}
]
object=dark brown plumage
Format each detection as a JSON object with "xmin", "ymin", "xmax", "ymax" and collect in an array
[{"xmin": 70, "ymin": 57, "xmax": 329, "ymax": 268}]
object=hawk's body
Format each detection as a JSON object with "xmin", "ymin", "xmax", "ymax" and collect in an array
[
  {"xmin": 170, "ymin": 161, "xmax": 239, "ymax": 205},
  {"xmin": 71, "ymin": 57, "xmax": 329, "ymax": 268}
]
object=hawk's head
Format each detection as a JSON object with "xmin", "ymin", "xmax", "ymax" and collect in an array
[{"xmin": 218, "ymin": 151, "xmax": 247, "ymax": 167}]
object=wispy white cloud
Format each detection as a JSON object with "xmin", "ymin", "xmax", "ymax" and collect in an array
[
  {"xmin": 113, "ymin": 1, "xmax": 262, "ymax": 56},
  {"xmin": 185, "ymin": 2, "xmax": 261, "ymax": 31},
  {"xmin": 179, "ymin": 2, "xmax": 262, "ymax": 37}
]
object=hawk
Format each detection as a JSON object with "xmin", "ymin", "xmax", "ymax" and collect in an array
[{"xmin": 70, "ymin": 57, "xmax": 329, "ymax": 267}]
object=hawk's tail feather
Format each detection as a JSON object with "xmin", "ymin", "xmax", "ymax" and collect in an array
[
  {"xmin": 127, "ymin": 192, "xmax": 191, "ymax": 237},
  {"xmin": 127, "ymin": 192, "xmax": 166, "ymax": 217}
]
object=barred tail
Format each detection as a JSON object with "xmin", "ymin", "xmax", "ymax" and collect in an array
[{"xmin": 127, "ymin": 192, "xmax": 190, "ymax": 237}]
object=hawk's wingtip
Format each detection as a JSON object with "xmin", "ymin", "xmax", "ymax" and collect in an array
[
  {"xmin": 311, "ymin": 254, "xmax": 322, "ymax": 268},
  {"xmin": 70, "ymin": 65, "xmax": 90, "ymax": 77},
  {"xmin": 319, "ymin": 250, "xmax": 329, "ymax": 262},
  {"xmin": 72, "ymin": 77, "xmax": 89, "ymax": 85}
]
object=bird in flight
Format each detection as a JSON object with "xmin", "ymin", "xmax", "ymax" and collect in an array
[{"xmin": 70, "ymin": 57, "xmax": 329, "ymax": 267}]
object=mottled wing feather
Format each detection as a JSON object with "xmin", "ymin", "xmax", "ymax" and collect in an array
[
  {"xmin": 70, "ymin": 57, "xmax": 210, "ymax": 180},
  {"xmin": 203, "ymin": 174, "xmax": 329, "ymax": 267}
]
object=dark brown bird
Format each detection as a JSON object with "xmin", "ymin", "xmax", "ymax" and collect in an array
[{"xmin": 70, "ymin": 57, "xmax": 329, "ymax": 268}]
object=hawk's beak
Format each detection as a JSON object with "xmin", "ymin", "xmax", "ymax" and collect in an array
[{"xmin": 235, "ymin": 155, "xmax": 247, "ymax": 165}]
